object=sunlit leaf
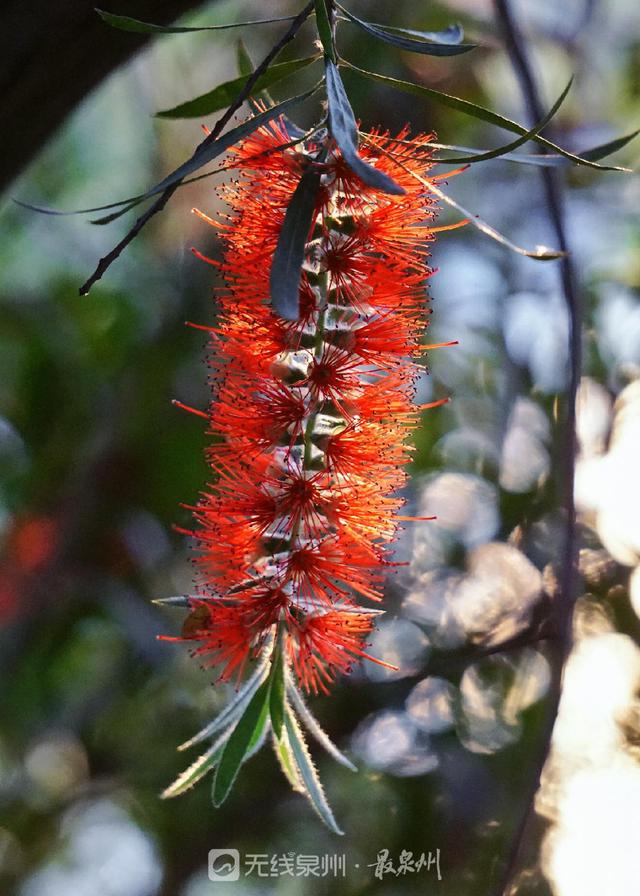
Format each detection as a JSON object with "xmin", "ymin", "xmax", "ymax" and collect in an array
[
  {"xmin": 212, "ymin": 678, "xmax": 271, "ymax": 806},
  {"xmin": 269, "ymin": 646, "xmax": 286, "ymax": 737},
  {"xmin": 345, "ymin": 63, "xmax": 630, "ymax": 171},
  {"xmin": 285, "ymin": 708, "xmax": 344, "ymax": 835},
  {"xmin": 161, "ymin": 733, "xmax": 228, "ymax": 799},
  {"xmin": 157, "ymin": 56, "xmax": 318, "ymax": 119},
  {"xmin": 273, "ymin": 723, "xmax": 304, "ymax": 791},
  {"xmin": 430, "ymin": 77, "xmax": 573, "ymax": 163},
  {"xmin": 425, "ymin": 129, "xmax": 638, "ymax": 168},
  {"xmin": 287, "ymin": 678, "xmax": 357, "ymax": 770},
  {"xmin": 326, "ymin": 60, "xmax": 404, "ymax": 194}
]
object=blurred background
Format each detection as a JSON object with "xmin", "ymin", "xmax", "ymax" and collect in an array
[{"xmin": 1, "ymin": 1, "xmax": 640, "ymax": 894}]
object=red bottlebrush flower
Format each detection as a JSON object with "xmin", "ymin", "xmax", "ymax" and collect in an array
[
  {"xmin": 174, "ymin": 120, "xmax": 439, "ymax": 693},
  {"xmin": 287, "ymin": 609, "xmax": 379, "ymax": 695}
]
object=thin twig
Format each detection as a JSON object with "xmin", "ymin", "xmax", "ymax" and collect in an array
[
  {"xmin": 79, "ymin": 0, "xmax": 315, "ymax": 295},
  {"xmin": 491, "ymin": 2, "xmax": 582, "ymax": 894}
]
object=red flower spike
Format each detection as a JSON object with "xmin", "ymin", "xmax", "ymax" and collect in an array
[{"xmin": 169, "ymin": 120, "xmax": 444, "ymax": 694}]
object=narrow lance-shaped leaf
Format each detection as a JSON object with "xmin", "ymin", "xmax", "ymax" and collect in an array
[
  {"xmin": 425, "ymin": 76, "xmax": 574, "ymax": 164},
  {"xmin": 285, "ymin": 708, "xmax": 344, "ymax": 835},
  {"xmin": 427, "ymin": 129, "xmax": 638, "ymax": 167},
  {"xmin": 238, "ymin": 40, "xmax": 309, "ymax": 139},
  {"xmin": 345, "ymin": 63, "xmax": 631, "ymax": 172},
  {"xmin": 314, "ymin": 0, "xmax": 336, "ymax": 62},
  {"xmin": 270, "ymin": 166, "xmax": 322, "ymax": 320},
  {"xmin": 15, "ymin": 129, "xmax": 316, "ymax": 223},
  {"xmin": 273, "ymin": 724, "xmax": 304, "ymax": 791},
  {"xmin": 366, "ymin": 23, "xmax": 464, "ymax": 45},
  {"xmin": 96, "ymin": 9, "xmax": 297, "ymax": 33},
  {"xmin": 212, "ymin": 678, "xmax": 271, "ymax": 807},
  {"xmin": 336, "ymin": 4, "xmax": 476, "ymax": 56},
  {"xmin": 178, "ymin": 653, "xmax": 271, "ymax": 751},
  {"xmin": 287, "ymin": 678, "xmax": 357, "ymax": 771},
  {"xmin": 157, "ymin": 56, "xmax": 318, "ymax": 119},
  {"xmin": 161, "ymin": 732, "xmax": 229, "ymax": 799},
  {"xmin": 269, "ymin": 645, "xmax": 286, "ymax": 738},
  {"xmin": 145, "ymin": 86, "xmax": 319, "ymax": 203},
  {"xmin": 325, "ymin": 60, "xmax": 405, "ymax": 195}
]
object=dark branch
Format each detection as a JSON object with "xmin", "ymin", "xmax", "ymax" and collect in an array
[
  {"xmin": 79, "ymin": 0, "xmax": 315, "ymax": 296},
  {"xmin": 491, "ymin": 2, "xmax": 582, "ymax": 894}
]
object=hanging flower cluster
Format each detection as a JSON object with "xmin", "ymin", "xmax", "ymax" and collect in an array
[
  {"xmin": 160, "ymin": 121, "xmax": 445, "ymax": 830},
  {"xmin": 180, "ymin": 122, "xmax": 438, "ymax": 687}
]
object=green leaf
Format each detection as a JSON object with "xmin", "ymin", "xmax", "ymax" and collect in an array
[
  {"xmin": 428, "ymin": 128, "xmax": 638, "ymax": 168},
  {"xmin": 273, "ymin": 724, "xmax": 304, "ymax": 791},
  {"xmin": 431, "ymin": 76, "xmax": 573, "ymax": 164},
  {"xmin": 178, "ymin": 657, "xmax": 270, "ymax": 751},
  {"xmin": 337, "ymin": 5, "xmax": 475, "ymax": 56},
  {"xmin": 269, "ymin": 647, "xmax": 286, "ymax": 737},
  {"xmin": 344, "ymin": 63, "xmax": 630, "ymax": 171},
  {"xmin": 285, "ymin": 708, "xmax": 344, "ymax": 835},
  {"xmin": 578, "ymin": 128, "xmax": 639, "ymax": 162},
  {"xmin": 95, "ymin": 9, "xmax": 296, "ymax": 34},
  {"xmin": 157, "ymin": 56, "xmax": 318, "ymax": 119},
  {"xmin": 270, "ymin": 167, "xmax": 322, "ymax": 320},
  {"xmin": 212, "ymin": 678, "xmax": 271, "ymax": 807},
  {"xmin": 325, "ymin": 60, "xmax": 404, "ymax": 194},
  {"xmin": 314, "ymin": 0, "xmax": 336, "ymax": 62},
  {"xmin": 287, "ymin": 679, "xmax": 357, "ymax": 771},
  {"xmin": 236, "ymin": 39, "xmax": 254, "ymax": 78},
  {"xmin": 161, "ymin": 734, "xmax": 228, "ymax": 799}
]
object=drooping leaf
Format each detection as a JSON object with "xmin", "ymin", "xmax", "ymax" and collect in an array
[
  {"xmin": 325, "ymin": 60, "xmax": 404, "ymax": 194},
  {"xmin": 16, "ymin": 127, "xmax": 315, "ymax": 225},
  {"xmin": 270, "ymin": 167, "xmax": 322, "ymax": 320},
  {"xmin": 269, "ymin": 647, "xmax": 286, "ymax": 738},
  {"xmin": 285, "ymin": 709, "xmax": 344, "ymax": 835},
  {"xmin": 287, "ymin": 679, "xmax": 357, "ymax": 771},
  {"xmin": 428, "ymin": 77, "xmax": 573, "ymax": 163},
  {"xmin": 337, "ymin": 5, "xmax": 475, "ymax": 56},
  {"xmin": 425, "ymin": 128, "xmax": 639, "ymax": 167},
  {"xmin": 157, "ymin": 56, "xmax": 318, "ymax": 119},
  {"xmin": 212, "ymin": 678, "xmax": 271, "ymax": 806},
  {"xmin": 345, "ymin": 63, "xmax": 630, "ymax": 171},
  {"xmin": 95, "ymin": 9, "xmax": 296, "ymax": 34},
  {"xmin": 577, "ymin": 128, "xmax": 639, "ymax": 162},
  {"xmin": 161, "ymin": 731, "xmax": 229, "ymax": 799}
]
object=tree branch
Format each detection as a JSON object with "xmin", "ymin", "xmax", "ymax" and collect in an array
[
  {"xmin": 79, "ymin": 0, "xmax": 315, "ymax": 296},
  {"xmin": 490, "ymin": 1, "xmax": 582, "ymax": 893}
]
